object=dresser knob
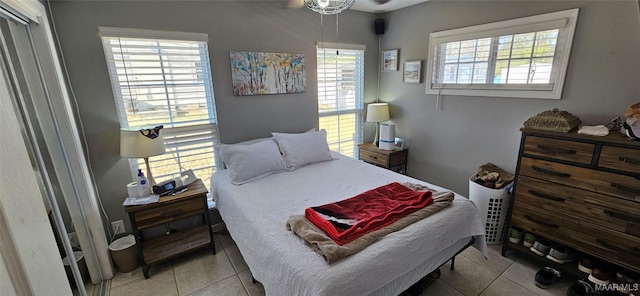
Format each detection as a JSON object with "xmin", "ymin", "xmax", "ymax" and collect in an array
[
  {"xmin": 618, "ymin": 156, "xmax": 640, "ymax": 165},
  {"xmin": 604, "ymin": 210, "xmax": 640, "ymax": 224},
  {"xmin": 610, "ymin": 183, "xmax": 640, "ymax": 196},
  {"xmin": 524, "ymin": 214, "xmax": 559, "ymax": 228},
  {"xmin": 528, "ymin": 190, "xmax": 565, "ymax": 202},
  {"xmin": 536, "ymin": 145, "xmax": 576, "ymax": 155},
  {"xmin": 596, "ymin": 239, "xmax": 640, "ymax": 256},
  {"xmin": 531, "ymin": 166, "xmax": 571, "ymax": 178}
]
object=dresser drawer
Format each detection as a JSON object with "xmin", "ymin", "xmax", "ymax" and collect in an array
[
  {"xmin": 134, "ymin": 198, "xmax": 205, "ymax": 230},
  {"xmin": 523, "ymin": 136, "xmax": 594, "ymax": 164},
  {"xmin": 515, "ymin": 175, "xmax": 640, "ymax": 237},
  {"xmin": 598, "ymin": 145, "xmax": 640, "ymax": 174},
  {"xmin": 519, "ymin": 157, "xmax": 640, "ymax": 202},
  {"xmin": 511, "ymin": 201, "xmax": 640, "ymax": 269}
]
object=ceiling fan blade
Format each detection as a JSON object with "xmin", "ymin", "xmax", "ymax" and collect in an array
[{"xmin": 285, "ymin": 0, "xmax": 305, "ymax": 9}]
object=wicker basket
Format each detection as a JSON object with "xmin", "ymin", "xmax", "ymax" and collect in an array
[{"xmin": 523, "ymin": 108, "xmax": 581, "ymax": 132}]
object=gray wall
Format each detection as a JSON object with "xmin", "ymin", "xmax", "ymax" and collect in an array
[
  {"xmin": 48, "ymin": 1, "xmax": 378, "ymax": 230},
  {"xmin": 378, "ymin": 0, "xmax": 640, "ymax": 196},
  {"xmin": 49, "ymin": 0, "xmax": 640, "ymax": 231}
]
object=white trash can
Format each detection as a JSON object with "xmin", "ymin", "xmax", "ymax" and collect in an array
[
  {"xmin": 469, "ymin": 175, "xmax": 511, "ymax": 244},
  {"xmin": 109, "ymin": 234, "xmax": 139, "ymax": 272}
]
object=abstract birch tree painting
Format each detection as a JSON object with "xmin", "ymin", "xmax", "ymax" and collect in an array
[{"xmin": 230, "ymin": 51, "xmax": 306, "ymax": 96}]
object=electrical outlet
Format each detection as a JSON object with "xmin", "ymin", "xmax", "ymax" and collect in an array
[{"xmin": 111, "ymin": 220, "xmax": 125, "ymax": 235}]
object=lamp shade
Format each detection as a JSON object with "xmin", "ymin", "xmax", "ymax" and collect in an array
[
  {"xmin": 120, "ymin": 129, "xmax": 165, "ymax": 158},
  {"xmin": 366, "ymin": 103, "xmax": 390, "ymax": 122}
]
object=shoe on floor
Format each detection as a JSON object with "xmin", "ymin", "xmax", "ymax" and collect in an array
[
  {"xmin": 508, "ymin": 227, "xmax": 523, "ymax": 244},
  {"xmin": 530, "ymin": 239, "xmax": 552, "ymax": 256},
  {"xmin": 579, "ymin": 256, "xmax": 595, "ymax": 274},
  {"xmin": 546, "ymin": 245, "xmax": 578, "ymax": 264},
  {"xmin": 535, "ymin": 266, "xmax": 563, "ymax": 289},
  {"xmin": 566, "ymin": 279, "xmax": 598, "ymax": 296},
  {"xmin": 588, "ymin": 261, "xmax": 613, "ymax": 285},
  {"xmin": 613, "ymin": 268, "xmax": 639, "ymax": 295},
  {"xmin": 523, "ymin": 232, "xmax": 536, "ymax": 248}
]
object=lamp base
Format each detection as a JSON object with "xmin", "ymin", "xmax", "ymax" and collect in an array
[
  {"xmin": 144, "ymin": 157, "xmax": 155, "ymax": 186},
  {"xmin": 372, "ymin": 123, "xmax": 379, "ymax": 146}
]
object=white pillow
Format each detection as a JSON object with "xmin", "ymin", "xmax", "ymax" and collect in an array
[
  {"xmin": 214, "ymin": 137, "xmax": 271, "ymax": 152},
  {"xmin": 231, "ymin": 137, "xmax": 271, "ymax": 146},
  {"xmin": 214, "ymin": 138, "xmax": 272, "ymax": 170},
  {"xmin": 272, "ymin": 129, "xmax": 333, "ymax": 170},
  {"xmin": 218, "ymin": 139, "xmax": 286, "ymax": 185}
]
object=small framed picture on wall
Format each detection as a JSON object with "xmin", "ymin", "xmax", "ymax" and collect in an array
[
  {"xmin": 403, "ymin": 60, "xmax": 422, "ymax": 83},
  {"xmin": 382, "ymin": 49, "xmax": 399, "ymax": 72}
]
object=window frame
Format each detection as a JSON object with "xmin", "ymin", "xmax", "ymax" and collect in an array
[
  {"xmin": 99, "ymin": 27, "xmax": 220, "ymax": 182},
  {"xmin": 316, "ymin": 43, "xmax": 365, "ymax": 158},
  {"xmin": 425, "ymin": 8, "xmax": 579, "ymax": 100}
]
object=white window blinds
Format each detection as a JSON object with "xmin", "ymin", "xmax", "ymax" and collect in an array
[
  {"xmin": 426, "ymin": 9, "xmax": 578, "ymax": 99},
  {"xmin": 147, "ymin": 124, "xmax": 217, "ymax": 182},
  {"xmin": 100, "ymin": 27, "xmax": 219, "ymax": 183},
  {"xmin": 316, "ymin": 44, "xmax": 364, "ymax": 157}
]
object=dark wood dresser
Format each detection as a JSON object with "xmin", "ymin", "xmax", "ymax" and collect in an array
[{"xmin": 503, "ymin": 128, "xmax": 640, "ymax": 274}]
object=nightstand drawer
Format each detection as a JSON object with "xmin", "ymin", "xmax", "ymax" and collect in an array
[
  {"xmin": 598, "ymin": 145, "xmax": 640, "ymax": 174},
  {"xmin": 360, "ymin": 148, "xmax": 389, "ymax": 167},
  {"xmin": 523, "ymin": 136, "xmax": 594, "ymax": 164},
  {"xmin": 134, "ymin": 198, "xmax": 204, "ymax": 230}
]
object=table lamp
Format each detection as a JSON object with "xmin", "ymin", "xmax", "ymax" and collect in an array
[
  {"xmin": 366, "ymin": 103, "xmax": 390, "ymax": 146},
  {"xmin": 120, "ymin": 127, "xmax": 165, "ymax": 185}
]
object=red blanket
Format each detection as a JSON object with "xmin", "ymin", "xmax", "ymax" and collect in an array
[{"xmin": 305, "ymin": 182, "xmax": 433, "ymax": 245}]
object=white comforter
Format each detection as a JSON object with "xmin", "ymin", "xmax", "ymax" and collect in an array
[{"xmin": 212, "ymin": 153, "xmax": 487, "ymax": 296}]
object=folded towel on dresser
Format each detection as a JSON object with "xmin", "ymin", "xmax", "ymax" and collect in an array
[{"xmin": 578, "ymin": 125, "xmax": 609, "ymax": 136}]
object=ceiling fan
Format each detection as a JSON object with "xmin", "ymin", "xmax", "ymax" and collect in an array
[{"xmin": 286, "ymin": 0, "xmax": 392, "ymax": 10}]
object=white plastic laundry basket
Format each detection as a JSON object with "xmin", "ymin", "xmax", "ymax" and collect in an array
[{"xmin": 469, "ymin": 175, "xmax": 511, "ymax": 244}]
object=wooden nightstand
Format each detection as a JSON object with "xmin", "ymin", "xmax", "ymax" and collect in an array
[
  {"xmin": 124, "ymin": 179, "xmax": 215, "ymax": 278},
  {"xmin": 358, "ymin": 143, "xmax": 408, "ymax": 174}
]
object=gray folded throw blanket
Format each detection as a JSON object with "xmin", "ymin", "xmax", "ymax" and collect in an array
[{"xmin": 286, "ymin": 182, "xmax": 454, "ymax": 264}]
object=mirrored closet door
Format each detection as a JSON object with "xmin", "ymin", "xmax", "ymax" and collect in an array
[{"xmin": 1, "ymin": 3, "xmax": 113, "ymax": 294}]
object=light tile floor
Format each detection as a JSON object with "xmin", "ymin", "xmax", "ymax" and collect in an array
[{"xmin": 98, "ymin": 233, "xmax": 573, "ymax": 296}]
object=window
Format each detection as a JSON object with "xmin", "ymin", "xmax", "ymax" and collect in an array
[
  {"xmin": 426, "ymin": 9, "xmax": 578, "ymax": 99},
  {"xmin": 100, "ymin": 27, "xmax": 219, "ymax": 184},
  {"xmin": 316, "ymin": 43, "xmax": 365, "ymax": 157}
]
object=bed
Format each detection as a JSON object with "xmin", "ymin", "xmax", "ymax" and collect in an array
[{"xmin": 211, "ymin": 133, "xmax": 487, "ymax": 296}]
